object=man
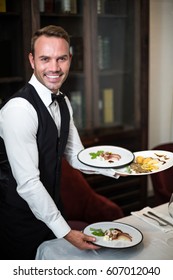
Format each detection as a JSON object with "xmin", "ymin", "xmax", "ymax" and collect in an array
[{"xmin": 0, "ymin": 25, "xmax": 117, "ymax": 259}]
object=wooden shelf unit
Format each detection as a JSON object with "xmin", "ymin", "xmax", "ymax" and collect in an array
[{"xmin": 0, "ymin": 0, "xmax": 149, "ymax": 215}]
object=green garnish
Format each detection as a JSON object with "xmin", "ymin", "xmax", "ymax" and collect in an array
[
  {"xmin": 90, "ymin": 228, "xmax": 104, "ymax": 236},
  {"xmin": 89, "ymin": 150, "xmax": 104, "ymax": 159},
  {"xmin": 125, "ymin": 166, "xmax": 132, "ymax": 174}
]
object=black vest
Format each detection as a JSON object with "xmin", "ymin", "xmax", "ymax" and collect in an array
[{"xmin": 0, "ymin": 83, "xmax": 70, "ymax": 211}]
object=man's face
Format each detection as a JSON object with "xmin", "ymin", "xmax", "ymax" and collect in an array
[{"xmin": 29, "ymin": 35, "xmax": 72, "ymax": 93}]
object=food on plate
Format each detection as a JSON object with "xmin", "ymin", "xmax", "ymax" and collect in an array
[
  {"xmin": 128, "ymin": 153, "xmax": 170, "ymax": 174},
  {"xmin": 130, "ymin": 155, "xmax": 159, "ymax": 173},
  {"xmin": 89, "ymin": 150, "xmax": 121, "ymax": 163},
  {"xmin": 90, "ymin": 227, "xmax": 132, "ymax": 242},
  {"xmin": 104, "ymin": 228, "xmax": 132, "ymax": 242}
]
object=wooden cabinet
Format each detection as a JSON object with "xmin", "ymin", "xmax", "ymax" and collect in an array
[
  {"xmin": 0, "ymin": 0, "xmax": 34, "ymax": 102},
  {"xmin": 0, "ymin": 1, "xmax": 24, "ymax": 102},
  {"xmin": 0, "ymin": 0, "xmax": 149, "ymax": 216}
]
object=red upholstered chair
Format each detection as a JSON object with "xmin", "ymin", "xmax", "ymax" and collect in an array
[
  {"xmin": 150, "ymin": 143, "xmax": 173, "ymax": 206},
  {"xmin": 60, "ymin": 159, "xmax": 124, "ymax": 230}
]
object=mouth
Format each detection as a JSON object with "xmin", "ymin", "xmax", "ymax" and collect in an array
[
  {"xmin": 45, "ymin": 73, "xmax": 63, "ymax": 82},
  {"xmin": 46, "ymin": 75, "xmax": 60, "ymax": 79}
]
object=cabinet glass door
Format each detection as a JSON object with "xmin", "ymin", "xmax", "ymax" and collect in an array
[{"xmin": 91, "ymin": 0, "xmax": 140, "ymax": 130}]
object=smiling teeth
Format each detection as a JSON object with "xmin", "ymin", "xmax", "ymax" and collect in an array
[{"xmin": 47, "ymin": 75, "xmax": 59, "ymax": 79}]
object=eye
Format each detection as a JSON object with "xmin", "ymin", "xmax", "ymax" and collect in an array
[
  {"xmin": 40, "ymin": 56, "xmax": 49, "ymax": 62},
  {"xmin": 58, "ymin": 55, "xmax": 68, "ymax": 62}
]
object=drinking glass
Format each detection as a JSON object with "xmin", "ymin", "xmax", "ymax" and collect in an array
[{"xmin": 167, "ymin": 193, "xmax": 173, "ymax": 246}]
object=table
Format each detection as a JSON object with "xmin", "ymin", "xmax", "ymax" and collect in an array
[{"xmin": 35, "ymin": 203, "xmax": 173, "ymax": 260}]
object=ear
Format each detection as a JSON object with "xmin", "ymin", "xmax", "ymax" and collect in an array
[
  {"xmin": 28, "ymin": 53, "xmax": 35, "ymax": 69},
  {"xmin": 69, "ymin": 52, "xmax": 72, "ymax": 68}
]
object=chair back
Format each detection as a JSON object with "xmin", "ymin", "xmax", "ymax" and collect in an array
[
  {"xmin": 60, "ymin": 158, "xmax": 124, "ymax": 224},
  {"xmin": 150, "ymin": 143, "xmax": 173, "ymax": 205}
]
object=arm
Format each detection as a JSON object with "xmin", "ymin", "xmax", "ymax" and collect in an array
[{"xmin": 0, "ymin": 98, "xmax": 70, "ymax": 238}]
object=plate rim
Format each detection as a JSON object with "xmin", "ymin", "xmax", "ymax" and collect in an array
[
  {"xmin": 77, "ymin": 145, "xmax": 134, "ymax": 169},
  {"xmin": 84, "ymin": 221, "xmax": 143, "ymax": 249},
  {"xmin": 116, "ymin": 149, "xmax": 173, "ymax": 176}
]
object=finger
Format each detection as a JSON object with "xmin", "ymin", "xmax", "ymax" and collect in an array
[
  {"xmin": 83, "ymin": 235, "xmax": 100, "ymax": 249},
  {"xmin": 83, "ymin": 234, "xmax": 96, "ymax": 243}
]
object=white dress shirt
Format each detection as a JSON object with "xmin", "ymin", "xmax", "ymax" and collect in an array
[{"xmin": 0, "ymin": 74, "xmax": 118, "ymax": 239}]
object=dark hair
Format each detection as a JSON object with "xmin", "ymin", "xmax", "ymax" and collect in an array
[{"xmin": 31, "ymin": 25, "xmax": 70, "ymax": 55}]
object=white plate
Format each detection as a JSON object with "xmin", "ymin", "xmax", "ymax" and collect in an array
[
  {"xmin": 77, "ymin": 145, "xmax": 134, "ymax": 168},
  {"xmin": 115, "ymin": 150, "xmax": 173, "ymax": 175},
  {"xmin": 84, "ymin": 222, "xmax": 143, "ymax": 248}
]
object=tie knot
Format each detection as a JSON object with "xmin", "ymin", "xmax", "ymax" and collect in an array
[{"xmin": 51, "ymin": 93, "xmax": 65, "ymax": 103}]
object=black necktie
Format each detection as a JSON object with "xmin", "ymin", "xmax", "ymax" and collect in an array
[
  {"xmin": 50, "ymin": 93, "xmax": 70, "ymax": 153},
  {"xmin": 50, "ymin": 94, "xmax": 68, "ymax": 133},
  {"xmin": 51, "ymin": 93, "xmax": 65, "ymax": 104},
  {"xmin": 50, "ymin": 93, "xmax": 70, "ymax": 205}
]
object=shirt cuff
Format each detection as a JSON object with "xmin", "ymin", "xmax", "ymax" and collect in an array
[
  {"xmin": 48, "ymin": 215, "xmax": 71, "ymax": 238},
  {"xmin": 80, "ymin": 167, "xmax": 120, "ymax": 179},
  {"xmin": 96, "ymin": 169, "xmax": 120, "ymax": 179}
]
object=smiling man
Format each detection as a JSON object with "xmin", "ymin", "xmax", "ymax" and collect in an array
[
  {"xmin": 0, "ymin": 25, "xmax": 103, "ymax": 260},
  {"xmin": 29, "ymin": 29, "xmax": 71, "ymax": 93}
]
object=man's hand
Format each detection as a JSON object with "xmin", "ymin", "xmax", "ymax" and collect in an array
[{"xmin": 64, "ymin": 230, "xmax": 100, "ymax": 250}]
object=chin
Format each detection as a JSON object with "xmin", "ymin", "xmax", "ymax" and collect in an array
[{"xmin": 47, "ymin": 84, "xmax": 60, "ymax": 92}]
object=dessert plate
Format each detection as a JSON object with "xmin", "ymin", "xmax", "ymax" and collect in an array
[
  {"xmin": 84, "ymin": 221, "xmax": 143, "ymax": 248},
  {"xmin": 78, "ymin": 145, "xmax": 134, "ymax": 168}
]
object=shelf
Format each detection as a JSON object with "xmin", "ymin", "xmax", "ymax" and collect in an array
[
  {"xmin": 40, "ymin": 13, "xmax": 82, "ymax": 18},
  {"xmin": 0, "ymin": 77, "xmax": 23, "ymax": 84},
  {"xmin": 98, "ymin": 14, "xmax": 127, "ymax": 19},
  {"xmin": 0, "ymin": 12, "xmax": 20, "ymax": 17},
  {"xmin": 99, "ymin": 70, "xmax": 129, "ymax": 76}
]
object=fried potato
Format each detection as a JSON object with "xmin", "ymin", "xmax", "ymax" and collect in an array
[
  {"xmin": 135, "ymin": 156, "xmax": 144, "ymax": 164},
  {"xmin": 131, "ymin": 155, "xmax": 159, "ymax": 173},
  {"xmin": 141, "ymin": 163, "xmax": 159, "ymax": 171},
  {"xmin": 142, "ymin": 157, "xmax": 153, "ymax": 164}
]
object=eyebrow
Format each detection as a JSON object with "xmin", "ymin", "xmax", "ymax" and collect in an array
[{"xmin": 39, "ymin": 54, "xmax": 69, "ymax": 59}]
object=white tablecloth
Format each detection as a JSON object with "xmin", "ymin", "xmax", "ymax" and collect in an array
[{"xmin": 35, "ymin": 203, "xmax": 173, "ymax": 260}]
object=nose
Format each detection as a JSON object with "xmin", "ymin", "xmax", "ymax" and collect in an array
[{"xmin": 50, "ymin": 59, "xmax": 61, "ymax": 72}]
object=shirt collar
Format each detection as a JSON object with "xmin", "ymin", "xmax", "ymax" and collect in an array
[{"xmin": 28, "ymin": 74, "xmax": 60, "ymax": 107}]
